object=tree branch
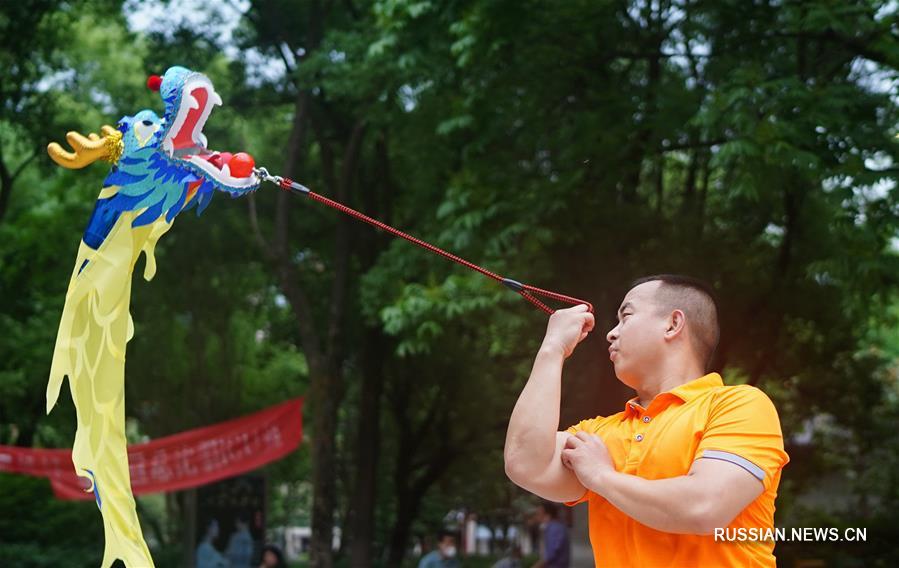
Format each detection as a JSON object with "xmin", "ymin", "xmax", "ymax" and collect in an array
[
  {"xmin": 11, "ymin": 150, "xmax": 37, "ymax": 182},
  {"xmin": 0, "ymin": 145, "xmax": 13, "ymax": 223},
  {"xmin": 247, "ymin": 193, "xmax": 275, "ymax": 261},
  {"xmin": 326, "ymin": 120, "xmax": 366, "ymax": 359},
  {"xmin": 279, "ymin": 260, "xmax": 327, "ymax": 374},
  {"xmin": 276, "ymin": 90, "xmax": 309, "ymax": 257}
]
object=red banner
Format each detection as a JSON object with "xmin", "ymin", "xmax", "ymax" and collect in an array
[{"xmin": 0, "ymin": 398, "xmax": 302, "ymax": 500}]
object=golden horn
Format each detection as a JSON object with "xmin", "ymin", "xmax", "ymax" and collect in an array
[{"xmin": 47, "ymin": 125, "xmax": 123, "ymax": 169}]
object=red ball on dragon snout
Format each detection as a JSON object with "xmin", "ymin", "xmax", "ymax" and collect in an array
[
  {"xmin": 229, "ymin": 152, "xmax": 255, "ymax": 178},
  {"xmin": 147, "ymin": 75, "xmax": 162, "ymax": 92}
]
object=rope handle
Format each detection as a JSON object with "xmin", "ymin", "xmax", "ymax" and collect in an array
[{"xmin": 256, "ymin": 169, "xmax": 593, "ymax": 315}]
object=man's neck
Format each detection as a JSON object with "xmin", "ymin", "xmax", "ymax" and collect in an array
[{"xmin": 634, "ymin": 363, "xmax": 706, "ymax": 407}]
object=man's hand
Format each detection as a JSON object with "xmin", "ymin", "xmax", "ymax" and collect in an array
[
  {"xmin": 560, "ymin": 431, "xmax": 615, "ymax": 490},
  {"xmin": 542, "ymin": 304, "xmax": 595, "ymax": 358}
]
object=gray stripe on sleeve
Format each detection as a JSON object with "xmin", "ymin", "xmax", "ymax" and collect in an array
[{"xmin": 699, "ymin": 449, "xmax": 765, "ymax": 481}]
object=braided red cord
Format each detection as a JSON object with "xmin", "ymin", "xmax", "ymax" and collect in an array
[{"xmin": 279, "ymin": 178, "xmax": 593, "ymax": 315}]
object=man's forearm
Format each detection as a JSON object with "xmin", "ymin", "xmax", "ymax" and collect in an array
[
  {"xmin": 588, "ymin": 471, "xmax": 710, "ymax": 534},
  {"xmin": 504, "ymin": 343, "xmax": 565, "ymax": 475}
]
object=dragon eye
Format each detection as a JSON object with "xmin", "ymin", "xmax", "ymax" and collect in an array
[{"xmin": 133, "ymin": 120, "xmax": 158, "ymax": 147}]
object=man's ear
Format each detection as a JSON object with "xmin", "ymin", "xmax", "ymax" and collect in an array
[{"xmin": 665, "ymin": 309, "xmax": 686, "ymax": 339}]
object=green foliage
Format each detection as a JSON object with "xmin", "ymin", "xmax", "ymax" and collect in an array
[{"xmin": 0, "ymin": 475, "xmax": 103, "ymax": 567}]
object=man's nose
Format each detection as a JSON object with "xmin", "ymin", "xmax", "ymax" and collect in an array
[{"xmin": 607, "ymin": 326, "xmax": 618, "ymax": 343}]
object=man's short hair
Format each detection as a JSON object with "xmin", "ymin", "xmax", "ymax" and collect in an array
[
  {"xmin": 538, "ymin": 501, "xmax": 559, "ymax": 519},
  {"xmin": 437, "ymin": 529, "xmax": 456, "ymax": 542},
  {"xmin": 628, "ymin": 274, "xmax": 720, "ymax": 370}
]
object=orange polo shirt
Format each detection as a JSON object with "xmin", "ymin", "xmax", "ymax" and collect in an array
[{"xmin": 565, "ymin": 372, "xmax": 789, "ymax": 567}]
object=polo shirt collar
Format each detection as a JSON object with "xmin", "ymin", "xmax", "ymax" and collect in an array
[
  {"xmin": 623, "ymin": 372, "xmax": 723, "ymax": 417},
  {"xmin": 668, "ymin": 372, "xmax": 724, "ymax": 401}
]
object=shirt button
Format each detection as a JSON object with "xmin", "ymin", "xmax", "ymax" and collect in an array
[
  {"xmin": 635, "ymin": 434, "xmax": 644, "ymax": 442},
  {"xmin": 643, "ymin": 416, "xmax": 651, "ymax": 423}
]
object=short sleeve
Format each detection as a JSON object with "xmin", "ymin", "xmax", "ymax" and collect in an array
[
  {"xmin": 562, "ymin": 415, "xmax": 611, "ymax": 506},
  {"xmin": 694, "ymin": 386, "xmax": 789, "ymax": 491},
  {"xmin": 565, "ymin": 416, "xmax": 607, "ymax": 436}
]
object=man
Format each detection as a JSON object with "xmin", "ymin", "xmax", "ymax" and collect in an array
[
  {"xmin": 533, "ymin": 502, "xmax": 569, "ymax": 568},
  {"xmin": 504, "ymin": 275, "xmax": 789, "ymax": 566},
  {"xmin": 225, "ymin": 517, "xmax": 254, "ymax": 568},
  {"xmin": 196, "ymin": 519, "xmax": 227, "ymax": 568},
  {"xmin": 492, "ymin": 544, "xmax": 523, "ymax": 568},
  {"xmin": 418, "ymin": 530, "xmax": 460, "ymax": 568}
]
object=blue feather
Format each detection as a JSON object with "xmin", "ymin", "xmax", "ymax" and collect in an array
[
  {"xmin": 132, "ymin": 200, "xmax": 165, "ymax": 228},
  {"xmin": 82, "ymin": 190, "xmax": 155, "ymax": 249},
  {"xmin": 104, "ymin": 169, "xmax": 147, "ymax": 187},
  {"xmin": 165, "ymin": 188, "xmax": 188, "ymax": 222}
]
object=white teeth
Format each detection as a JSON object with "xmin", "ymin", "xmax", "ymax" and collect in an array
[{"xmin": 163, "ymin": 76, "xmax": 234, "ymax": 163}]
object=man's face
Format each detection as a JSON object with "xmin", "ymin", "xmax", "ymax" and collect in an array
[
  {"xmin": 606, "ymin": 281, "xmax": 668, "ymax": 387},
  {"xmin": 439, "ymin": 536, "xmax": 457, "ymax": 558}
]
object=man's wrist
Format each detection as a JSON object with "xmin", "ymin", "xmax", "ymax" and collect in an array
[
  {"xmin": 587, "ymin": 468, "xmax": 616, "ymax": 497},
  {"xmin": 538, "ymin": 339, "xmax": 566, "ymax": 359}
]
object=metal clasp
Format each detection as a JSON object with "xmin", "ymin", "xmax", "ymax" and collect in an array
[{"xmin": 253, "ymin": 166, "xmax": 283, "ymax": 186}]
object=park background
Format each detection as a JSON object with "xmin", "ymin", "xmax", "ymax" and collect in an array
[{"xmin": 2, "ymin": 0, "xmax": 899, "ymax": 566}]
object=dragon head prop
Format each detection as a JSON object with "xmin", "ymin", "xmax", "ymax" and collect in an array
[{"xmin": 48, "ymin": 66, "xmax": 260, "ymax": 236}]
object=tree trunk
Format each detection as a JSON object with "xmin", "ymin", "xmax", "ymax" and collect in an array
[
  {"xmin": 387, "ymin": 488, "xmax": 417, "ymax": 567},
  {"xmin": 347, "ymin": 132, "xmax": 392, "ymax": 566},
  {"xmin": 621, "ymin": 21, "xmax": 663, "ymax": 203},
  {"xmin": 385, "ymin": 392, "xmax": 459, "ymax": 566},
  {"xmin": 0, "ymin": 148, "xmax": 37, "ymax": 224},
  {"xmin": 386, "ymin": 448, "xmax": 456, "ymax": 566},
  {"xmin": 181, "ymin": 488, "xmax": 197, "ymax": 568},
  {"xmin": 254, "ymin": 85, "xmax": 345, "ymax": 568},
  {"xmin": 348, "ymin": 327, "xmax": 386, "ymax": 567},
  {"xmin": 308, "ymin": 365, "xmax": 341, "ymax": 568},
  {"xmin": 386, "ymin": 426, "xmax": 417, "ymax": 567},
  {"xmin": 0, "ymin": 151, "xmax": 14, "ymax": 223}
]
